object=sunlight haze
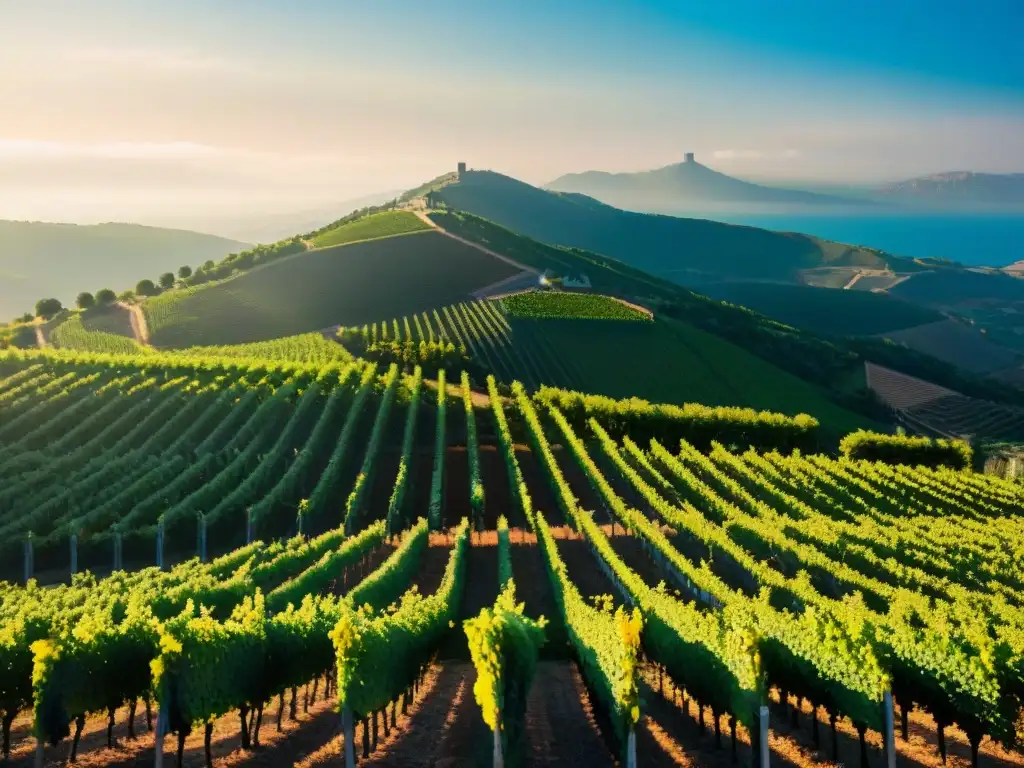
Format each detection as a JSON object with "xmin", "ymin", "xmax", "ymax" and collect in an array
[{"xmin": 2, "ymin": 0, "xmax": 1022, "ymax": 231}]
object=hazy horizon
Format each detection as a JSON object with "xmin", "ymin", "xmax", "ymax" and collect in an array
[{"xmin": 2, "ymin": 0, "xmax": 1023, "ymax": 229}]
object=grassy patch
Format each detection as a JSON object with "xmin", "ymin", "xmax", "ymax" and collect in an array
[
  {"xmin": 509, "ymin": 315, "xmax": 879, "ymax": 444},
  {"xmin": 312, "ymin": 211, "xmax": 432, "ymax": 249},
  {"xmin": 50, "ymin": 312, "xmax": 150, "ymax": 355},
  {"xmin": 502, "ymin": 290, "xmax": 651, "ymax": 321},
  {"xmin": 170, "ymin": 333, "xmax": 351, "ymax": 365}
]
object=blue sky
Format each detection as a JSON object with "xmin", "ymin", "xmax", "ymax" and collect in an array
[{"xmin": 1, "ymin": 0, "xmax": 1022, "ymax": 226}]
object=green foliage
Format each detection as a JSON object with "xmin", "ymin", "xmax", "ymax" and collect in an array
[
  {"xmin": 184, "ymin": 237, "xmax": 306, "ymax": 286},
  {"xmin": 462, "ymin": 371, "xmax": 485, "ymax": 529},
  {"xmin": 265, "ymin": 522, "xmax": 385, "ymax": 613},
  {"xmin": 464, "ymin": 579, "xmax": 546, "ymax": 766},
  {"xmin": 35, "ymin": 299, "xmax": 62, "ymax": 320},
  {"xmin": 502, "ymin": 290, "xmax": 651, "ymax": 321},
  {"xmin": 534, "ymin": 385, "xmax": 819, "ymax": 453},
  {"xmin": 839, "ymin": 429, "xmax": 974, "ymax": 470},
  {"xmin": 177, "ymin": 266, "xmax": 192, "ymax": 280},
  {"xmin": 311, "ymin": 210, "xmax": 432, "ymax": 249},
  {"xmin": 142, "ymin": 233, "xmax": 517, "ymax": 347},
  {"xmin": 50, "ymin": 314, "xmax": 149, "ymax": 356},
  {"xmin": 74, "ymin": 293, "xmax": 95, "ymax": 311},
  {"xmin": 428, "ymin": 369, "xmax": 447, "ymax": 530},
  {"xmin": 170, "ymin": 333, "xmax": 351, "ymax": 366},
  {"xmin": 331, "ymin": 519, "xmax": 470, "ymax": 719},
  {"xmin": 348, "ymin": 519, "xmax": 428, "ymax": 612},
  {"xmin": 343, "ymin": 364, "xmax": 400, "ymax": 535},
  {"xmin": 387, "ymin": 368, "xmax": 423, "ymax": 535}
]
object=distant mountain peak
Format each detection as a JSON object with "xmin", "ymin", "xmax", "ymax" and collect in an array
[
  {"xmin": 546, "ymin": 157, "xmax": 862, "ymax": 208},
  {"xmin": 878, "ymin": 171, "xmax": 1024, "ymax": 206}
]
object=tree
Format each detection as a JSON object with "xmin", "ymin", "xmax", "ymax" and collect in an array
[
  {"xmin": 10, "ymin": 326, "xmax": 36, "ymax": 349},
  {"xmin": 203, "ymin": 260, "xmax": 215, "ymax": 271},
  {"xmin": 35, "ymin": 298, "xmax": 63, "ymax": 319},
  {"xmin": 177, "ymin": 265, "xmax": 193, "ymax": 280},
  {"xmin": 135, "ymin": 279, "xmax": 157, "ymax": 297},
  {"xmin": 95, "ymin": 289, "xmax": 117, "ymax": 306},
  {"xmin": 119, "ymin": 290, "xmax": 136, "ymax": 302},
  {"xmin": 159, "ymin": 272, "xmax": 175, "ymax": 290},
  {"xmin": 76, "ymin": 292, "xmax": 95, "ymax": 310},
  {"xmin": 18, "ymin": 313, "xmax": 33, "ymax": 324}
]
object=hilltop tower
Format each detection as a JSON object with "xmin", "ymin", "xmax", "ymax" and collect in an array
[
  {"xmin": 457, "ymin": 161, "xmax": 467, "ymax": 175},
  {"xmin": 684, "ymin": 152, "xmax": 695, "ymax": 163}
]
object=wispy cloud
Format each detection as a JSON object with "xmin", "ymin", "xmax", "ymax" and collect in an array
[
  {"xmin": 63, "ymin": 47, "xmax": 243, "ymax": 74},
  {"xmin": 0, "ymin": 139, "xmax": 225, "ymax": 160},
  {"xmin": 713, "ymin": 149, "xmax": 800, "ymax": 160}
]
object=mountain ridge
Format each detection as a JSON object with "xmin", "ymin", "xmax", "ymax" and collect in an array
[
  {"xmin": 877, "ymin": 171, "xmax": 1024, "ymax": 206},
  {"xmin": 0, "ymin": 220, "xmax": 249, "ymax": 319},
  {"xmin": 546, "ymin": 156, "xmax": 868, "ymax": 208},
  {"xmin": 432, "ymin": 169, "xmax": 904, "ymax": 282}
]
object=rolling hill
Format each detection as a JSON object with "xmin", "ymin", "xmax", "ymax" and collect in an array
[
  {"xmin": 547, "ymin": 155, "xmax": 864, "ymax": 209},
  {"xmin": 697, "ymin": 281, "xmax": 943, "ymax": 336},
  {"xmin": 432, "ymin": 170, "xmax": 902, "ymax": 283},
  {"xmin": 142, "ymin": 212, "xmax": 522, "ymax": 347},
  {"xmin": 0, "ymin": 220, "xmax": 248, "ymax": 319},
  {"xmin": 54, "ymin": 184, "xmax": 1022, "ymax": 440}
]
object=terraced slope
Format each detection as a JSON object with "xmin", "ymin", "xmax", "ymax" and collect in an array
[{"xmin": 143, "ymin": 231, "xmax": 519, "ymax": 347}]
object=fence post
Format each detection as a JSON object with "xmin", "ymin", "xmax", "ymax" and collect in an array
[
  {"xmin": 34, "ymin": 739, "xmax": 43, "ymax": 768},
  {"xmin": 156, "ymin": 519, "xmax": 165, "ymax": 570},
  {"xmin": 70, "ymin": 534, "xmax": 78, "ymax": 576},
  {"xmin": 114, "ymin": 531, "xmax": 123, "ymax": 572},
  {"xmin": 297, "ymin": 510, "xmax": 304, "ymax": 539},
  {"xmin": 199, "ymin": 514, "xmax": 207, "ymax": 563},
  {"xmin": 883, "ymin": 691, "xmax": 896, "ymax": 768},
  {"xmin": 342, "ymin": 707, "xmax": 356, "ymax": 768},
  {"xmin": 24, "ymin": 537, "xmax": 33, "ymax": 585},
  {"xmin": 759, "ymin": 704, "xmax": 770, "ymax": 768},
  {"xmin": 246, "ymin": 509, "xmax": 253, "ymax": 545},
  {"xmin": 154, "ymin": 703, "xmax": 167, "ymax": 768},
  {"xmin": 626, "ymin": 728, "xmax": 637, "ymax": 768}
]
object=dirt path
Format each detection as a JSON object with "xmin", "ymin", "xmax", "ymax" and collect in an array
[
  {"xmin": 842, "ymin": 271, "xmax": 865, "ymax": 290},
  {"xmin": 411, "ymin": 208, "xmax": 538, "ymax": 276},
  {"xmin": 361, "ymin": 662, "xmax": 490, "ymax": 768},
  {"xmin": 118, "ymin": 301, "xmax": 150, "ymax": 345},
  {"xmin": 471, "ymin": 271, "xmax": 537, "ymax": 300},
  {"xmin": 523, "ymin": 660, "xmax": 615, "ymax": 766}
]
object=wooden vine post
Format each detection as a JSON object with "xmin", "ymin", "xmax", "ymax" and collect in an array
[
  {"xmin": 342, "ymin": 706, "xmax": 356, "ymax": 768},
  {"xmin": 883, "ymin": 691, "xmax": 896, "ymax": 768}
]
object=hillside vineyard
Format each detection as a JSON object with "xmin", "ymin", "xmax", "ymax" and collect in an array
[{"xmin": 1, "ymin": 349, "xmax": 1024, "ymax": 768}]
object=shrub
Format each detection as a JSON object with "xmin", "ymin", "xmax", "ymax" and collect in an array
[
  {"xmin": 95, "ymin": 289, "xmax": 117, "ymax": 306},
  {"xmin": 35, "ymin": 298, "xmax": 63, "ymax": 319},
  {"xmin": 534, "ymin": 385, "xmax": 819, "ymax": 453},
  {"xmin": 839, "ymin": 429, "xmax": 973, "ymax": 470}
]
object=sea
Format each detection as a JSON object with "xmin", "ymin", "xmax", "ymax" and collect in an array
[{"xmin": 685, "ymin": 211, "xmax": 1024, "ymax": 268}]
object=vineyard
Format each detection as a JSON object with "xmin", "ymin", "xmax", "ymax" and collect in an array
[
  {"xmin": 501, "ymin": 291, "xmax": 653, "ymax": 321},
  {"xmin": 336, "ymin": 299, "xmax": 577, "ymax": 391},
  {"xmin": 866, "ymin": 362, "xmax": 1024, "ymax": 441},
  {"xmin": 310, "ymin": 211, "xmax": 433, "ymax": 249},
  {"xmin": 49, "ymin": 312, "xmax": 150, "ymax": 356},
  {"xmin": 141, "ymin": 231, "xmax": 520, "ymax": 348},
  {"xmin": 0, "ymin": 347, "xmax": 1023, "ymax": 768}
]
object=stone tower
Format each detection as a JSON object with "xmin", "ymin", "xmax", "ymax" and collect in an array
[
  {"xmin": 684, "ymin": 152, "xmax": 695, "ymax": 163},
  {"xmin": 457, "ymin": 161, "xmax": 467, "ymax": 175}
]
